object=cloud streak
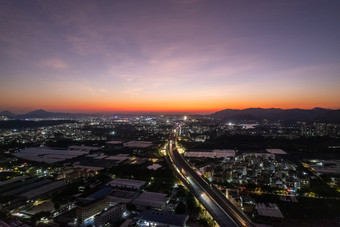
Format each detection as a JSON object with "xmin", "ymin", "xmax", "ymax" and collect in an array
[
  {"xmin": 40, "ymin": 58, "xmax": 68, "ymax": 70},
  {"xmin": 1, "ymin": 0, "xmax": 340, "ymax": 112}
]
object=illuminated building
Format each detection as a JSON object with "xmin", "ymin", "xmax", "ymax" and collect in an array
[
  {"xmin": 94, "ymin": 203, "xmax": 126, "ymax": 227},
  {"xmin": 76, "ymin": 197, "xmax": 110, "ymax": 225}
]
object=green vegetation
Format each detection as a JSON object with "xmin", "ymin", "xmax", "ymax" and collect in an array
[
  {"xmin": 198, "ymin": 216, "xmax": 216, "ymax": 227},
  {"xmin": 105, "ymin": 160, "xmax": 176, "ymax": 194},
  {"xmin": 299, "ymin": 178, "xmax": 340, "ymax": 197},
  {"xmin": 175, "ymin": 201, "xmax": 186, "ymax": 214},
  {"xmin": 51, "ymin": 179, "xmax": 84, "ymax": 205},
  {"xmin": 185, "ymin": 189, "xmax": 201, "ymax": 215},
  {"xmin": 30, "ymin": 211, "xmax": 51, "ymax": 225},
  {"xmin": 0, "ymin": 172, "xmax": 21, "ymax": 181},
  {"xmin": 0, "ymin": 210, "xmax": 8, "ymax": 221}
]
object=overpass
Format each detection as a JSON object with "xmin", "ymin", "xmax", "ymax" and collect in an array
[{"xmin": 167, "ymin": 137, "xmax": 253, "ymax": 227}]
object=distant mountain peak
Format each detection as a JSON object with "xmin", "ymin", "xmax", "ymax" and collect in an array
[
  {"xmin": 14, "ymin": 109, "xmax": 88, "ymax": 119},
  {"xmin": 0, "ymin": 110, "xmax": 17, "ymax": 117},
  {"xmin": 211, "ymin": 107, "xmax": 339, "ymax": 122},
  {"xmin": 18, "ymin": 109, "xmax": 57, "ymax": 118},
  {"xmin": 31, "ymin": 109, "xmax": 48, "ymax": 113},
  {"xmin": 312, "ymin": 107, "xmax": 326, "ymax": 111}
]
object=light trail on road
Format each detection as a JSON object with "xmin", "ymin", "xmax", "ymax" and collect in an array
[{"xmin": 168, "ymin": 136, "xmax": 253, "ymax": 227}]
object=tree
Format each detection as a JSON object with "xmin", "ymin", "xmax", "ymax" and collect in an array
[
  {"xmin": 175, "ymin": 201, "xmax": 186, "ymax": 214},
  {"xmin": 30, "ymin": 211, "xmax": 50, "ymax": 225},
  {"xmin": 54, "ymin": 202, "xmax": 60, "ymax": 211}
]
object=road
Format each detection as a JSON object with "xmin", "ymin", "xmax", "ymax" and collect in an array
[{"xmin": 168, "ymin": 138, "xmax": 253, "ymax": 227}]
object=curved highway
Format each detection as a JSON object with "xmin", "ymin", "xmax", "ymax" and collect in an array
[{"xmin": 168, "ymin": 138, "xmax": 253, "ymax": 227}]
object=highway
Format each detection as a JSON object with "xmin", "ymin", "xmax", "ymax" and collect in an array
[{"xmin": 168, "ymin": 137, "xmax": 253, "ymax": 227}]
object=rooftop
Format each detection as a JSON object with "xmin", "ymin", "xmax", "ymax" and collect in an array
[
  {"xmin": 107, "ymin": 178, "xmax": 146, "ymax": 189},
  {"xmin": 266, "ymin": 149, "xmax": 287, "ymax": 155},
  {"xmin": 123, "ymin": 141, "xmax": 153, "ymax": 148},
  {"xmin": 13, "ymin": 147, "xmax": 89, "ymax": 163},
  {"xmin": 137, "ymin": 210, "xmax": 188, "ymax": 226},
  {"xmin": 132, "ymin": 191, "xmax": 167, "ymax": 209},
  {"xmin": 185, "ymin": 149, "xmax": 235, "ymax": 158}
]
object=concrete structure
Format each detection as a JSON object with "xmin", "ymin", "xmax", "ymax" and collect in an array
[
  {"xmin": 106, "ymin": 141, "xmax": 124, "ymax": 145},
  {"xmin": 94, "ymin": 203, "xmax": 126, "ymax": 227},
  {"xmin": 132, "ymin": 191, "xmax": 167, "ymax": 210},
  {"xmin": 72, "ymin": 163, "xmax": 104, "ymax": 171},
  {"xmin": 226, "ymin": 189, "xmax": 241, "ymax": 209},
  {"xmin": 266, "ymin": 149, "xmax": 287, "ymax": 155},
  {"xmin": 68, "ymin": 146, "xmax": 100, "ymax": 152},
  {"xmin": 105, "ymin": 154, "xmax": 130, "ymax": 163},
  {"xmin": 136, "ymin": 211, "xmax": 188, "ymax": 227},
  {"xmin": 13, "ymin": 147, "xmax": 89, "ymax": 163},
  {"xmin": 256, "ymin": 203, "xmax": 284, "ymax": 218},
  {"xmin": 0, "ymin": 220, "xmax": 30, "ymax": 227},
  {"xmin": 20, "ymin": 180, "xmax": 66, "ymax": 199},
  {"xmin": 107, "ymin": 178, "xmax": 146, "ymax": 190},
  {"xmin": 76, "ymin": 197, "xmax": 110, "ymax": 224},
  {"xmin": 168, "ymin": 137, "xmax": 251, "ymax": 227},
  {"xmin": 185, "ymin": 149, "xmax": 235, "ymax": 158},
  {"xmin": 87, "ymin": 186, "xmax": 113, "ymax": 201},
  {"xmin": 55, "ymin": 167, "xmax": 95, "ymax": 181},
  {"xmin": 123, "ymin": 141, "xmax": 153, "ymax": 148},
  {"xmin": 309, "ymin": 160, "xmax": 340, "ymax": 175},
  {"xmin": 0, "ymin": 176, "xmax": 30, "ymax": 187},
  {"xmin": 3, "ymin": 179, "xmax": 53, "ymax": 196},
  {"xmin": 108, "ymin": 189, "xmax": 140, "ymax": 204},
  {"xmin": 147, "ymin": 163, "xmax": 162, "ymax": 170}
]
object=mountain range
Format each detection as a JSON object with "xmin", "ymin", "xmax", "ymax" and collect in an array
[
  {"xmin": 1, "ymin": 108, "xmax": 340, "ymax": 122},
  {"xmin": 210, "ymin": 107, "xmax": 340, "ymax": 122},
  {"xmin": 0, "ymin": 109, "xmax": 87, "ymax": 119}
]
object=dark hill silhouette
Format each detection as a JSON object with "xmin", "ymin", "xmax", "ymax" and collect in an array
[
  {"xmin": 0, "ymin": 110, "xmax": 17, "ymax": 117},
  {"xmin": 18, "ymin": 109, "xmax": 88, "ymax": 119},
  {"xmin": 211, "ymin": 107, "xmax": 340, "ymax": 122},
  {"xmin": 0, "ymin": 109, "xmax": 88, "ymax": 119}
]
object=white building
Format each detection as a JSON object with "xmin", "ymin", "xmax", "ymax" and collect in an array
[{"xmin": 94, "ymin": 203, "xmax": 126, "ymax": 227}]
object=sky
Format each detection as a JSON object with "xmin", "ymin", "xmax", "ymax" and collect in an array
[{"xmin": 0, "ymin": 0, "xmax": 340, "ymax": 114}]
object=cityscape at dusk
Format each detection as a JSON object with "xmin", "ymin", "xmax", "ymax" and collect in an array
[
  {"xmin": 1, "ymin": 1, "xmax": 340, "ymax": 227},
  {"xmin": 1, "ymin": 1, "xmax": 340, "ymax": 113}
]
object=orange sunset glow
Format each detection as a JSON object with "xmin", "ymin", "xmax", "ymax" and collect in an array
[{"xmin": 1, "ymin": 1, "xmax": 340, "ymax": 114}]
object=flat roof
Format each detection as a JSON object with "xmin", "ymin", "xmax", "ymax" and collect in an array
[
  {"xmin": 109, "ymin": 189, "xmax": 140, "ymax": 200},
  {"xmin": 94, "ymin": 155, "xmax": 108, "ymax": 159},
  {"xmin": 105, "ymin": 155, "xmax": 130, "ymax": 162},
  {"xmin": 123, "ymin": 141, "xmax": 153, "ymax": 148},
  {"xmin": 147, "ymin": 164, "xmax": 162, "ymax": 170},
  {"xmin": 132, "ymin": 191, "xmax": 167, "ymax": 209},
  {"xmin": 87, "ymin": 186, "xmax": 113, "ymax": 200},
  {"xmin": 106, "ymin": 141, "xmax": 124, "ymax": 145},
  {"xmin": 0, "ymin": 176, "xmax": 30, "ymax": 187},
  {"xmin": 185, "ymin": 149, "xmax": 235, "ymax": 158},
  {"xmin": 69, "ymin": 146, "xmax": 100, "ymax": 151},
  {"xmin": 266, "ymin": 149, "xmax": 287, "ymax": 155},
  {"xmin": 21, "ymin": 181, "xmax": 67, "ymax": 199},
  {"xmin": 72, "ymin": 164, "xmax": 104, "ymax": 171},
  {"xmin": 138, "ymin": 210, "xmax": 188, "ymax": 226},
  {"xmin": 256, "ymin": 203, "xmax": 284, "ymax": 218},
  {"xmin": 13, "ymin": 147, "xmax": 89, "ymax": 163},
  {"xmin": 107, "ymin": 178, "xmax": 146, "ymax": 189},
  {"xmin": 3, "ymin": 179, "xmax": 52, "ymax": 196}
]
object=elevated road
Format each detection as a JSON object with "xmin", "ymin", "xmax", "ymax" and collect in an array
[{"xmin": 168, "ymin": 138, "xmax": 253, "ymax": 227}]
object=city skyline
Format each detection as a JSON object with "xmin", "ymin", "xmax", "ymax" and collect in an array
[{"xmin": 1, "ymin": 1, "xmax": 340, "ymax": 113}]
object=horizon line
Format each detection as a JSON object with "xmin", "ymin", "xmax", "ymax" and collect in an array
[{"xmin": 1, "ymin": 106, "xmax": 339, "ymax": 116}]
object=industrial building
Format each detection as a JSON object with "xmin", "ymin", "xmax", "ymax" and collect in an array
[{"xmin": 94, "ymin": 203, "xmax": 126, "ymax": 227}]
